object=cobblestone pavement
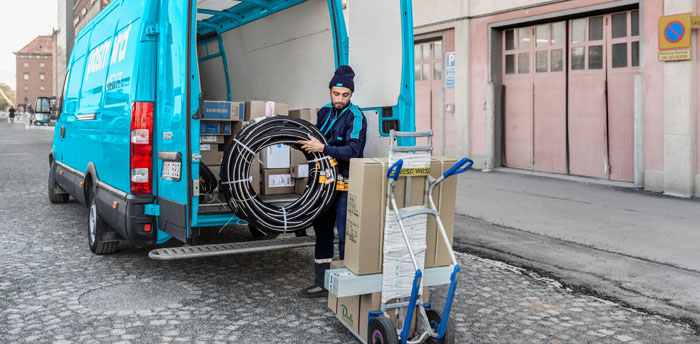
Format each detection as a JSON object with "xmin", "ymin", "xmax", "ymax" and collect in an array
[{"xmin": 0, "ymin": 122, "xmax": 698, "ymax": 343}]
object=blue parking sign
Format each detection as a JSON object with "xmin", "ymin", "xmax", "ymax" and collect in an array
[
  {"xmin": 445, "ymin": 52, "xmax": 455, "ymax": 87},
  {"xmin": 446, "ymin": 52, "xmax": 455, "ymax": 67}
]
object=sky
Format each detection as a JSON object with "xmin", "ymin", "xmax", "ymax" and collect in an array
[{"xmin": 0, "ymin": 0, "xmax": 58, "ymax": 90}]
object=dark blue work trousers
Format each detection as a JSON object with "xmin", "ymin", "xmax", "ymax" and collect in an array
[{"xmin": 312, "ymin": 190, "xmax": 347, "ymax": 286}]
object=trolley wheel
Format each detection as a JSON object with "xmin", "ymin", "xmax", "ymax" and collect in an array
[
  {"xmin": 248, "ymin": 224, "xmax": 280, "ymax": 240},
  {"xmin": 367, "ymin": 316, "xmax": 399, "ymax": 344},
  {"xmin": 426, "ymin": 308, "xmax": 455, "ymax": 344}
]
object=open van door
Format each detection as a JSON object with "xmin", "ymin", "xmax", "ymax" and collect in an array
[
  {"xmin": 154, "ymin": 0, "xmax": 201, "ymax": 243},
  {"xmin": 346, "ymin": 0, "xmax": 416, "ymax": 156}
]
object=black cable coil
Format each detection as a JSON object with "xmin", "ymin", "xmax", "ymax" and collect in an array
[{"xmin": 220, "ymin": 116, "xmax": 338, "ymax": 232}]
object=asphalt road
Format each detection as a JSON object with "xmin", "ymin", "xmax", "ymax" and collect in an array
[{"xmin": 0, "ymin": 121, "xmax": 697, "ymax": 343}]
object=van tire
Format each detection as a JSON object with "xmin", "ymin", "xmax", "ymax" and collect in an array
[
  {"xmin": 48, "ymin": 162, "xmax": 69, "ymax": 203},
  {"xmin": 88, "ymin": 190, "xmax": 119, "ymax": 254}
]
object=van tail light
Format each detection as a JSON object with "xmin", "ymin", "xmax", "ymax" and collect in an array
[{"xmin": 130, "ymin": 102, "xmax": 154, "ymax": 195}]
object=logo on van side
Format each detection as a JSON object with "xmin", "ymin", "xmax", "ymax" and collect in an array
[{"xmin": 85, "ymin": 25, "xmax": 132, "ymax": 81}]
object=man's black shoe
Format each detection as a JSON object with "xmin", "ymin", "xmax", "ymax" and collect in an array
[{"xmin": 299, "ymin": 284, "xmax": 328, "ymax": 298}]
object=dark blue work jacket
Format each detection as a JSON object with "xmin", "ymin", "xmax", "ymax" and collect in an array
[{"xmin": 316, "ymin": 102, "xmax": 367, "ymax": 178}]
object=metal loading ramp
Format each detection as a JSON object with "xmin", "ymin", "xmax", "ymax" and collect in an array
[{"xmin": 148, "ymin": 236, "xmax": 331, "ymax": 260}]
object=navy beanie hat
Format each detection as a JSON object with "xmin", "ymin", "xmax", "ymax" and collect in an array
[{"xmin": 329, "ymin": 65, "xmax": 355, "ymax": 92}]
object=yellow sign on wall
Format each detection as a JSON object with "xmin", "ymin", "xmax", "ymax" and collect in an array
[{"xmin": 659, "ymin": 13, "xmax": 692, "ymax": 51}]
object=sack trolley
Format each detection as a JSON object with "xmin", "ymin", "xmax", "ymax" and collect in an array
[{"xmin": 334, "ymin": 130, "xmax": 473, "ymax": 344}]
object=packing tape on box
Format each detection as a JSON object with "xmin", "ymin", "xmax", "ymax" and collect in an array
[
  {"xmin": 382, "ymin": 207, "xmax": 427, "ymax": 304},
  {"xmin": 389, "ymin": 152, "xmax": 431, "ymax": 176}
]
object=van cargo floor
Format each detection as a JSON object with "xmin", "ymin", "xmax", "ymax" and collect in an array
[{"xmin": 148, "ymin": 236, "xmax": 334, "ymax": 260}]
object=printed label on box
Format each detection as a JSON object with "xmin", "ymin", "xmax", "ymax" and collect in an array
[
  {"xmin": 200, "ymin": 144, "xmax": 212, "ymax": 151},
  {"xmin": 268, "ymin": 174, "xmax": 294, "ymax": 188},
  {"xmin": 200, "ymin": 136, "xmax": 217, "ymax": 143}
]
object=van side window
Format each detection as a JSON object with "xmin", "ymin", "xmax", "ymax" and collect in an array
[{"xmin": 58, "ymin": 68, "xmax": 70, "ymax": 119}]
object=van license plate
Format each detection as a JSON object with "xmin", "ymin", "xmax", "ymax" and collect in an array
[{"xmin": 162, "ymin": 161, "xmax": 181, "ymax": 181}]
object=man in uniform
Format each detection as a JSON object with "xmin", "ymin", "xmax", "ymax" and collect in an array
[{"xmin": 298, "ymin": 65, "xmax": 367, "ymax": 298}]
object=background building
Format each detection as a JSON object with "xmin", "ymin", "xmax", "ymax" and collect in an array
[
  {"xmin": 14, "ymin": 35, "xmax": 55, "ymax": 111},
  {"xmin": 412, "ymin": 0, "xmax": 700, "ymax": 198},
  {"xmin": 55, "ymin": 0, "xmax": 75, "ymax": 99}
]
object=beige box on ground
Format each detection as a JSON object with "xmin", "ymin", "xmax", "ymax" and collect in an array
[
  {"xmin": 289, "ymin": 108, "xmax": 318, "ymax": 124},
  {"xmin": 245, "ymin": 101, "xmax": 289, "ymax": 120},
  {"xmin": 344, "ymin": 158, "xmax": 430, "ymax": 276},
  {"xmin": 262, "ymin": 168, "xmax": 294, "ymax": 195},
  {"xmin": 337, "ymin": 295, "xmax": 361, "ymax": 333}
]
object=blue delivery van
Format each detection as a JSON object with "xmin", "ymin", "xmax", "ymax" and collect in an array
[{"xmin": 49, "ymin": 0, "xmax": 418, "ymax": 255}]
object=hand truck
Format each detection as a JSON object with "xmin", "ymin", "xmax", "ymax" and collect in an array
[{"xmin": 364, "ymin": 130, "xmax": 473, "ymax": 344}]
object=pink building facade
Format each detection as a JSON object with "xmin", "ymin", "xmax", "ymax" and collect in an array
[{"xmin": 412, "ymin": 0, "xmax": 700, "ymax": 197}]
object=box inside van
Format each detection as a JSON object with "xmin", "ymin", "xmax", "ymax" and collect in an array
[{"xmin": 49, "ymin": 0, "xmax": 414, "ymax": 254}]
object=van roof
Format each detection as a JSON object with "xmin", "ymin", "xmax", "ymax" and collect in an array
[{"xmin": 196, "ymin": 0, "xmax": 306, "ymax": 36}]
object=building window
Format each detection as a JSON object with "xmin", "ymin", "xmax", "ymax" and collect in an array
[
  {"xmin": 40, "ymin": 86, "xmax": 45, "ymax": 91},
  {"xmin": 23, "ymin": 73, "xmax": 29, "ymax": 80},
  {"xmin": 24, "ymin": 85, "xmax": 29, "ymax": 91},
  {"xmin": 40, "ymin": 73, "xmax": 45, "ymax": 80},
  {"xmin": 40, "ymin": 62, "xmax": 45, "ymax": 68},
  {"xmin": 23, "ymin": 62, "xmax": 29, "ymax": 68}
]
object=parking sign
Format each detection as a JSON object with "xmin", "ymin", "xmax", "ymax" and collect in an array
[{"xmin": 445, "ymin": 52, "xmax": 455, "ymax": 87}]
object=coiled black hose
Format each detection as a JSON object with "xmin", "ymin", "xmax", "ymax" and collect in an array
[{"xmin": 220, "ymin": 116, "xmax": 338, "ymax": 232}]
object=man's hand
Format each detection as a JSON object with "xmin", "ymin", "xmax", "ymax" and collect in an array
[{"xmin": 297, "ymin": 133, "xmax": 325, "ymax": 153}]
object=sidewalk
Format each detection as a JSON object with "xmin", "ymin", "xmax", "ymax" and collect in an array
[
  {"xmin": 452, "ymin": 169, "xmax": 700, "ymax": 328},
  {"xmin": 455, "ymin": 169, "xmax": 700, "ymax": 271}
]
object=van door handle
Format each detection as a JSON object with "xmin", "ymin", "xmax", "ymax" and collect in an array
[{"xmin": 60, "ymin": 126, "xmax": 65, "ymax": 138}]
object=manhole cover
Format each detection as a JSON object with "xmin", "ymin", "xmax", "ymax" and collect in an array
[
  {"xmin": 0, "ymin": 240, "xmax": 28, "ymax": 254},
  {"xmin": 79, "ymin": 282, "xmax": 190, "ymax": 311}
]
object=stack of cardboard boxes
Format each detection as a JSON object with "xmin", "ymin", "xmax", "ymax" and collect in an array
[
  {"xmin": 327, "ymin": 156, "xmax": 459, "ymax": 336},
  {"xmin": 257, "ymin": 108, "xmax": 318, "ymax": 197},
  {"xmin": 199, "ymin": 103, "xmax": 320, "ymax": 199},
  {"xmin": 199, "ymin": 100, "xmax": 289, "ymax": 196}
]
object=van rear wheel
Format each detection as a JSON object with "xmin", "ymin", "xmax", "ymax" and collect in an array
[
  {"xmin": 88, "ymin": 190, "xmax": 119, "ymax": 254},
  {"xmin": 48, "ymin": 162, "xmax": 69, "ymax": 203}
]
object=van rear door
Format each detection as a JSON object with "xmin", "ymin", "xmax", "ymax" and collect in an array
[
  {"xmin": 155, "ymin": 0, "xmax": 201, "ymax": 243},
  {"xmin": 346, "ymin": 0, "xmax": 416, "ymax": 155}
]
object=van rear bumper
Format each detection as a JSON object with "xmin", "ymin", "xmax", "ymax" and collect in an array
[
  {"xmin": 124, "ymin": 194, "xmax": 157, "ymax": 248},
  {"xmin": 96, "ymin": 181, "xmax": 156, "ymax": 248}
]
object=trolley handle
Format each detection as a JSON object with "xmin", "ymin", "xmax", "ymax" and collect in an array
[
  {"xmin": 387, "ymin": 159, "xmax": 404, "ymax": 181},
  {"xmin": 443, "ymin": 157, "xmax": 473, "ymax": 179}
]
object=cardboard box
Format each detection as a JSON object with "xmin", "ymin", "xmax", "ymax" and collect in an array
[
  {"xmin": 327, "ymin": 260, "xmax": 345, "ymax": 312},
  {"xmin": 245, "ymin": 101, "xmax": 289, "ymax": 120},
  {"xmin": 289, "ymin": 108, "xmax": 318, "ymax": 124},
  {"xmin": 200, "ymin": 135, "xmax": 224, "ymax": 144},
  {"xmin": 262, "ymin": 168, "xmax": 295, "ymax": 195},
  {"xmin": 290, "ymin": 148, "xmax": 307, "ymax": 166},
  {"xmin": 294, "ymin": 178, "xmax": 308, "ymax": 195},
  {"xmin": 426, "ymin": 157, "xmax": 458, "ymax": 267},
  {"xmin": 261, "ymin": 144, "xmax": 290, "ymax": 169},
  {"xmin": 337, "ymin": 295, "xmax": 361, "ymax": 333},
  {"xmin": 344, "ymin": 158, "xmax": 426, "ymax": 276},
  {"xmin": 201, "ymin": 100, "xmax": 245, "ymax": 121},
  {"xmin": 201, "ymin": 150, "xmax": 223, "ymax": 166},
  {"xmin": 200, "ymin": 121, "xmax": 231, "ymax": 135},
  {"xmin": 291, "ymin": 164, "xmax": 309, "ymax": 178},
  {"xmin": 250, "ymin": 154, "xmax": 261, "ymax": 194}
]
